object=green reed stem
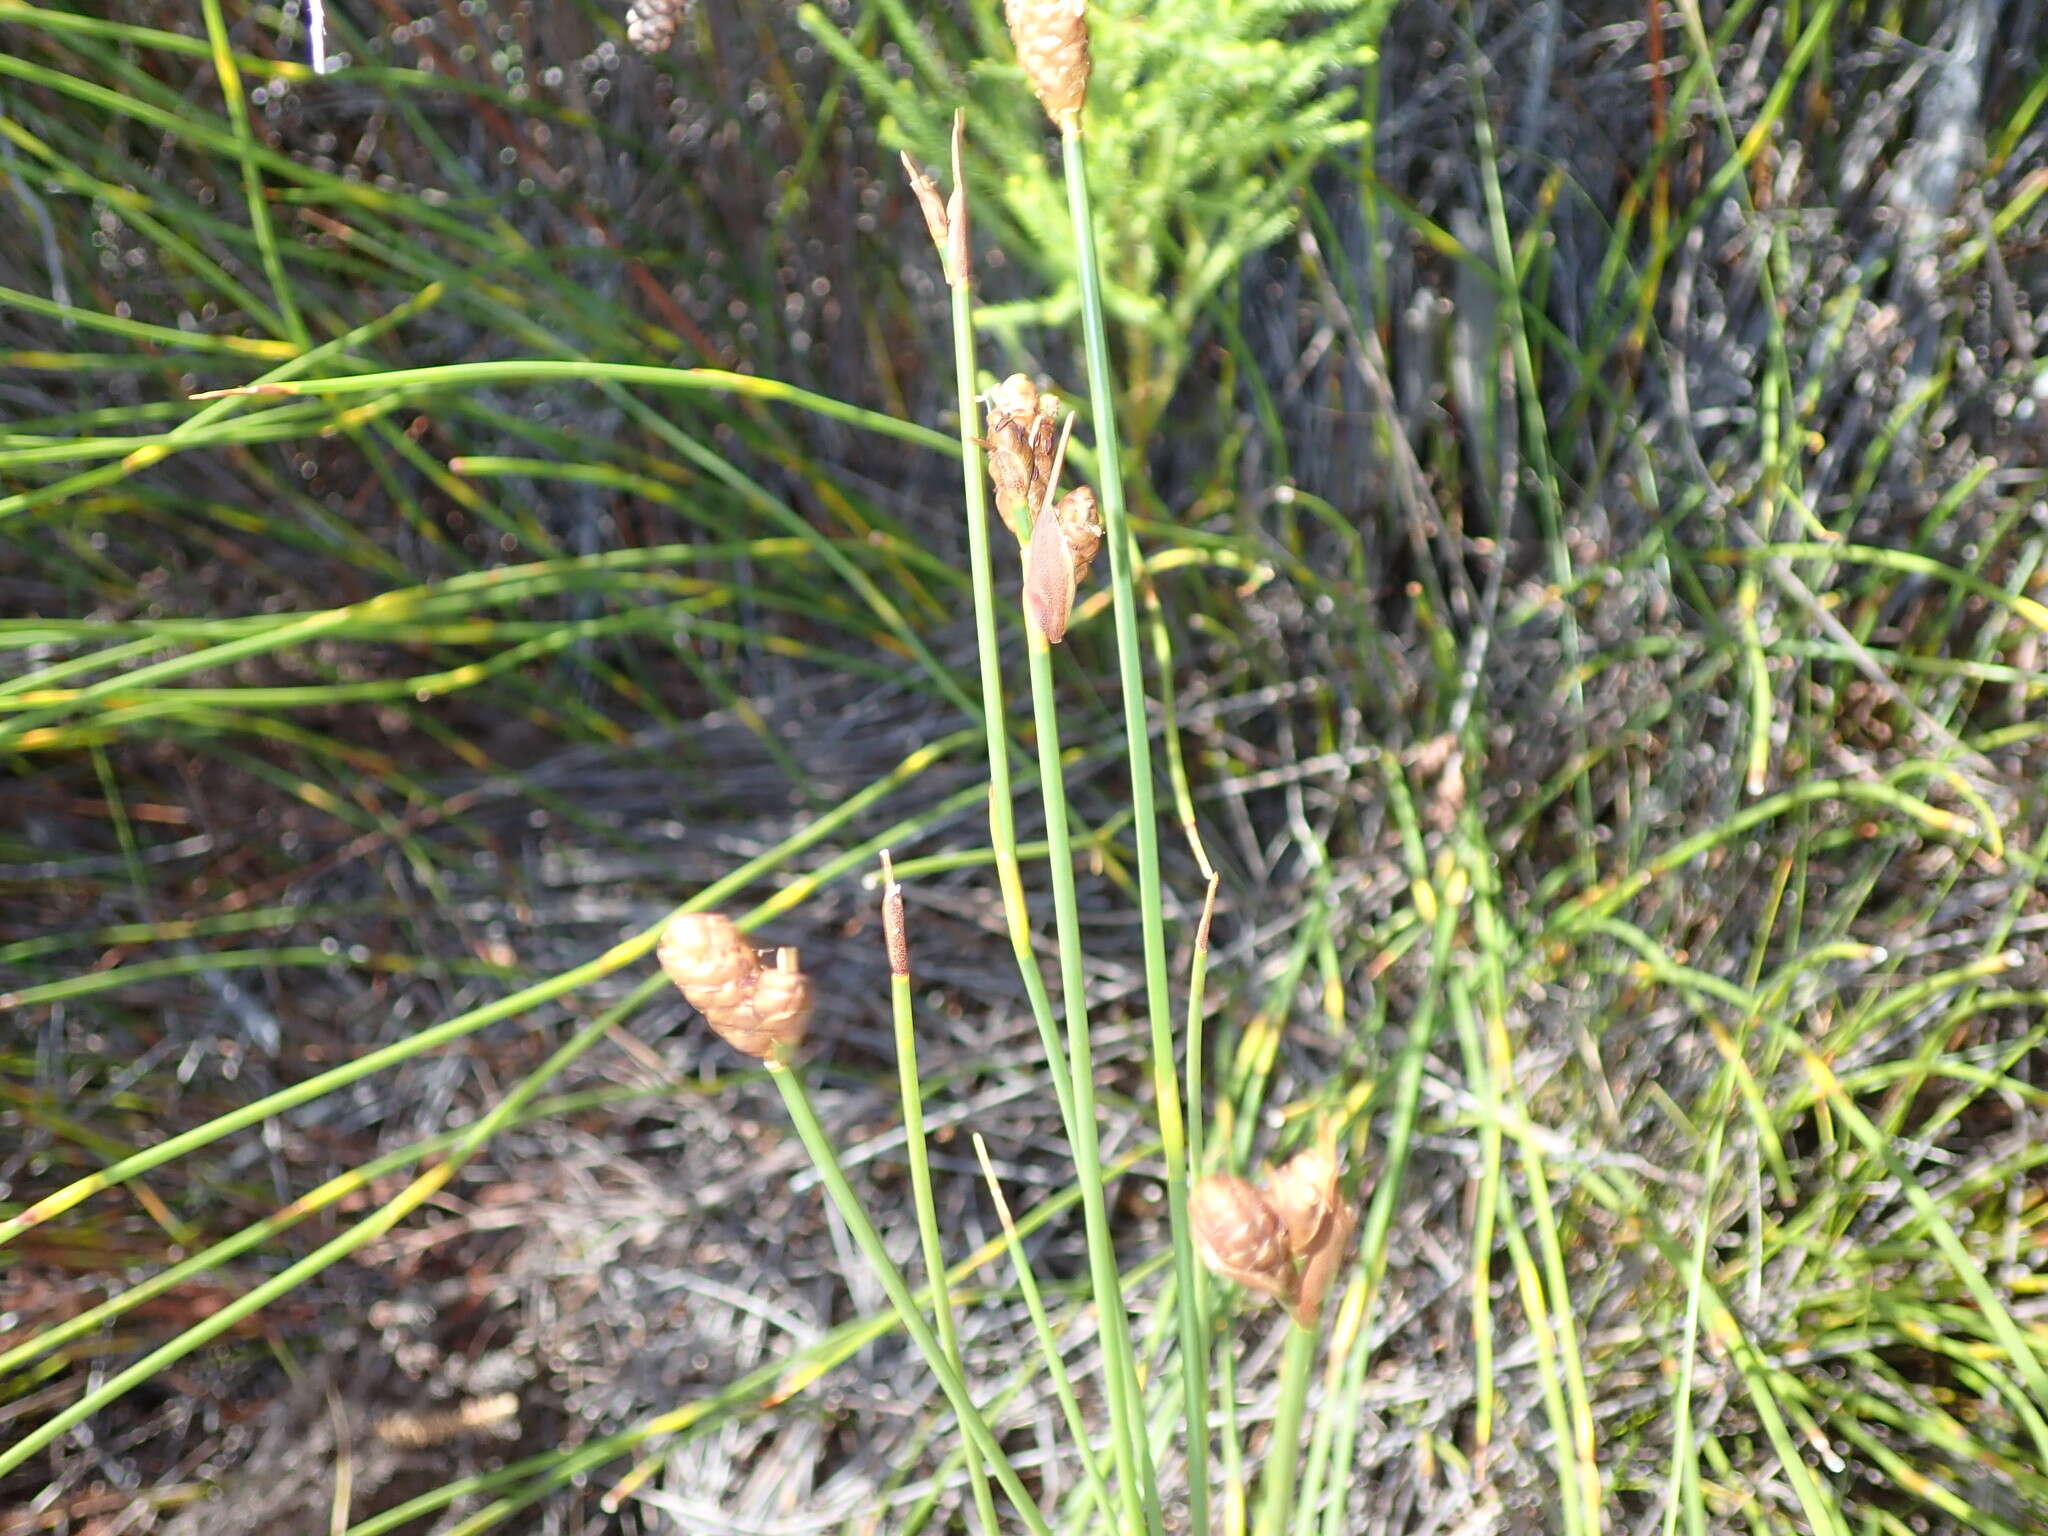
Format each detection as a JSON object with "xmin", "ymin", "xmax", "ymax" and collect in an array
[
  {"xmin": 942, "ymin": 210, "xmax": 1083, "ymax": 1151},
  {"xmin": 972, "ymin": 1134, "xmax": 1121, "ymax": 1531},
  {"xmin": 1061, "ymin": 121, "xmax": 1207, "ymax": 1533},
  {"xmin": 769, "ymin": 1064, "xmax": 1055, "ymax": 1536},
  {"xmin": 1022, "ymin": 629, "xmax": 1157, "ymax": 1536},
  {"xmin": 886, "ymin": 871, "xmax": 1000, "ymax": 1536},
  {"xmin": 1252, "ymin": 1322, "xmax": 1321, "ymax": 1536}
]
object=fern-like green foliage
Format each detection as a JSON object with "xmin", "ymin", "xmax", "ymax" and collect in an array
[{"xmin": 801, "ymin": 0, "xmax": 1388, "ymax": 427}]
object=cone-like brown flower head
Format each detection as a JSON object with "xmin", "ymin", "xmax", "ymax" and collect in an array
[
  {"xmin": 1266, "ymin": 1142, "xmax": 1354, "ymax": 1326},
  {"xmin": 1023, "ymin": 484, "xmax": 1102, "ymax": 645},
  {"xmin": 658, "ymin": 912, "xmax": 812, "ymax": 1061},
  {"xmin": 626, "ymin": 0, "xmax": 689, "ymax": 54},
  {"xmin": 984, "ymin": 375, "xmax": 1061, "ymax": 540},
  {"xmin": 1004, "ymin": 0, "xmax": 1089, "ymax": 132},
  {"xmin": 1190, "ymin": 1174, "xmax": 1299, "ymax": 1307}
]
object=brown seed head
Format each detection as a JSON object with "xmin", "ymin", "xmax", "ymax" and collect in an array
[
  {"xmin": 1004, "ymin": 0, "xmax": 1089, "ymax": 132},
  {"xmin": 657, "ymin": 912, "xmax": 754, "ymax": 998},
  {"xmin": 733, "ymin": 949, "xmax": 813, "ymax": 1054},
  {"xmin": 657, "ymin": 913, "xmax": 812, "ymax": 1061},
  {"xmin": 1267, "ymin": 1142, "xmax": 1355, "ymax": 1327},
  {"xmin": 1189, "ymin": 1174, "xmax": 1298, "ymax": 1307},
  {"xmin": 1022, "ymin": 485, "xmax": 1101, "ymax": 645},
  {"xmin": 881, "ymin": 871, "xmax": 909, "ymax": 979},
  {"xmin": 625, "ymin": 0, "xmax": 689, "ymax": 54},
  {"xmin": 1053, "ymin": 484, "xmax": 1102, "ymax": 585},
  {"xmin": 984, "ymin": 375, "xmax": 1061, "ymax": 540}
]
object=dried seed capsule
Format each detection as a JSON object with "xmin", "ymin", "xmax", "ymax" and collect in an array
[
  {"xmin": 626, "ymin": 0, "xmax": 689, "ymax": 54},
  {"xmin": 984, "ymin": 375, "xmax": 1060, "ymax": 540},
  {"xmin": 1190, "ymin": 1174, "xmax": 1298, "ymax": 1307},
  {"xmin": 1267, "ymin": 1143, "xmax": 1355, "ymax": 1327},
  {"xmin": 1004, "ymin": 0, "xmax": 1090, "ymax": 133},
  {"xmin": 741, "ymin": 948, "xmax": 815, "ymax": 1050}
]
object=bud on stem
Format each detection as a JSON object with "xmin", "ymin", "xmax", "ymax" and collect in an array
[{"xmin": 880, "ymin": 851, "xmax": 910, "ymax": 979}]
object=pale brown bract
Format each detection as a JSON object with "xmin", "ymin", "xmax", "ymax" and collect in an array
[
  {"xmin": 1189, "ymin": 1173, "xmax": 1300, "ymax": 1308},
  {"xmin": 1024, "ymin": 485, "xmax": 1103, "ymax": 645},
  {"xmin": 983, "ymin": 374, "xmax": 1062, "ymax": 541},
  {"xmin": 1266, "ymin": 1142, "xmax": 1355, "ymax": 1326}
]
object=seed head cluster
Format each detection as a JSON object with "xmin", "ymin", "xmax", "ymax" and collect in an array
[
  {"xmin": 626, "ymin": 0, "xmax": 688, "ymax": 54},
  {"xmin": 658, "ymin": 911, "xmax": 814, "ymax": 1061},
  {"xmin": 1191, "ymin": 1138, "xmax": 1356, "ymax": 1327}
]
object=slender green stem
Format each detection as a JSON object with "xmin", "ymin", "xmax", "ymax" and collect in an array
[
  {"xmin": 769, "ymin": 1065, "xmax": 1056, "ymax": 1536},
  {"xmin": 1060, "ymin": 121, "xmax": 1204, "ymax": 1536},
  {"xmin": 887, "ymin": 872, "xmax": 1000, "ymax": 1536},
  {"xmin": 944, "ymin": 234, "xmax": 1083, "ymax": 1150},
  {"xmin": 198, "ymin": 0, "xmax": 306, "ymax": 350},
  {"xmin": 971, "ymin": 1134, "xmax": 1120, "ymax": 1531},
  {"xmin": 1251, "ymin": 1322, "xmax": 1320, "ymax": 1536},
  {"xmin": 1023, "ymin": 630, "xmax": 1156, "ymax": 1536}
]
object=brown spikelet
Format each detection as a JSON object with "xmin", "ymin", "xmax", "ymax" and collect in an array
[
  {"xmin": 1052, "ymin": 484, "xmax": 1102, "ymax": 584},
  {"xmin": 900, "ymin": 114, "xmax": 972, "ymax": 288},
  {"xmin": 657, "ymin": 912, "xmax": 813, "ymax": 1060},
  {"xmin": 881, "ymin": 857, "xmax": 910, "ymax": 978},
  {"xmin": 1023, "ymin": 498, "xmax": 1077, "ymax": 645},
  {"xmin": 1004, "ymin": 0, "xmax": 1089, "ymax": 132},
  {"xmin": 1189, "ymin": 1174, "xmax": 1299, "ymax": 1308},
  {"xmin": 1022, "ymin": 486, "xmax": 1101, "ymax": 645},
  {"xmin": 901, "ymin": 154, "xmax": 952, "ymax": 270},
  {"xmin": 625, "ymin": 0, "xmax": 689, "ymax": 54},
  {"xmin": 1266, "ymin": 1141, "xmax": 1354, "ymax": 1327},
  {"xmin": 984, "ymin": 375, "xmax": 1061, "ymax": 540}
]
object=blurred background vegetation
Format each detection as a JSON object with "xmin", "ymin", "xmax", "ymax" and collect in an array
[{"xmin": 3, "ymin": 0, "xmax": 2047, "ymax": 1532}]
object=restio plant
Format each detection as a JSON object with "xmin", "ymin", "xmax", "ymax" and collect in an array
[{"xmin": 640, "ymin": 9, "xmax": 1368, "ymax": 1532}]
